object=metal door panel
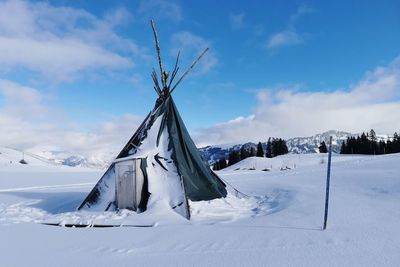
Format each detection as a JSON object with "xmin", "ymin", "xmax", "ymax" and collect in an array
[{"xmin": 116, "ymin": 160, "xmax": 136, "ymax": 210}]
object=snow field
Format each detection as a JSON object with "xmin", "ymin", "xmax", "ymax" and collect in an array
[{"xmin": 0, "ymin": 153, "xmax": 399, "ymax": 266}]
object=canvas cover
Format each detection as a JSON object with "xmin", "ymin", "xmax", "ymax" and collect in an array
[{"xmin": 78, "ymin": 96, "xmax": 227, "ymax": 214}]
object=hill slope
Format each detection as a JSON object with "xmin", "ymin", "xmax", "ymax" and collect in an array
[{"xmin": 0, "ymin": 147, "xmax": 59, "ymax": 166}]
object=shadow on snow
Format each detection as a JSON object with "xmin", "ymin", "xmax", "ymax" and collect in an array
[{"xmin": 1, "ymin": 191, "xmax": 86, "ymax": 214}]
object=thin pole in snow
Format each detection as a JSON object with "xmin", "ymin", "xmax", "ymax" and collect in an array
[{"xmin": 323, "ymin": 136, "xmax": 333, "ymax": 230}]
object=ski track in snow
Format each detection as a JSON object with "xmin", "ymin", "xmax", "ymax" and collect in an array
[{"xmin": 0, "ymin": 182, "xmax": 95, "ymax": 193}]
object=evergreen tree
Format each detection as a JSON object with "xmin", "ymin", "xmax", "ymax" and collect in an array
[
  {"xmin": 233, "ymin": 150, "xmax": 241, "ymax": 164},
  {"xmin": 393, "ymin": 132, "xmax": 400, "ymax": 153},
  {"xmin": 360, "ymin": 133, "xmax": 368, "ymax": 154},
  {"xmin": 213, "ymin": 161, "xmax": 220, "ymax": 171},
  {"xmin": 227, "ymin": 150, "xmax": 241, "ymax": 166},
  {"xmin": 350, "ymin": 136, "xmax": 357, "ymax": 154},
  {"xmin": 386, "ymin": 139, "xmax": 393, "ymax": 154},
  {"xmin": 280, "ymin": 139, "xmax": 289, "ymax": 154},
  {"xmin": 270, "ymin": 138, "xmax": 288, "ymax": 157},
  {"xmin": 266, "ymin": 138, "xmax": 273, "ymax": 158},
  {"xmin": 240, "ymin": 146, "xmax": 248, "ymax": 160},
  {"xmin": 256, "ymin": 142, "xmax": 264, "ymax": 157},
  {"xmin": 219, "ymin": 159, "xmax": 227, "ymax": 169},
  {"xmin": 213, "ymin": 159, "xmax": 227, "ymax": 170},
  {"xmin": 319, "ymin": 141, "xmax": 328, "ymax": 153},
  {"xmin": 378, "ymin": 140, "xmax": 386, "ymax": 155},
  {"xmin": 271, "ymin": 138, "xmax": 279, "ymax": 157},
  {"xmin": 369, "ymin": 129, "xmax": 377, "ymax": 141},
  {"xmin": 227, "ymin": 151, "xmax": 234, "ymax": 166},
  {"xmin": 340, "ymin": 130, "xmax": 400, "ymax": 155},
  {"xmin": 340, "ymin": 141, "xmax": 347, "ymax": 154},
  {"xmin": 250, "ymin": 147, "xmax": 256, "ymax": 157}
]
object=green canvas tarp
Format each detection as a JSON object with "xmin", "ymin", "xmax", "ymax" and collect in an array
[{"xmin": 78, "ymin": 96, "xmax": 227, "ymax": 212}]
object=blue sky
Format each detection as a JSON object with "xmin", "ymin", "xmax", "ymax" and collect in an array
[{"xmin": 0, "ymin": 0, "xmax": 399, "ymax": 155}]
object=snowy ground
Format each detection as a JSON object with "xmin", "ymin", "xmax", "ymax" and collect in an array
[{"xmin": 0, "ymin": 153, "xmax": 399, "ymax": 266}]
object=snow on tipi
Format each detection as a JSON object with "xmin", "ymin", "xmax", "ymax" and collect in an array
[{"xmin": 78, "ymin": 21, "xmax": 240, "ymax": 219}]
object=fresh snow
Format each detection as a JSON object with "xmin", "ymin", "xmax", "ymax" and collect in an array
[{"xmin": 0, "ymin": 153, "xmax": 399, "ymax": 266}]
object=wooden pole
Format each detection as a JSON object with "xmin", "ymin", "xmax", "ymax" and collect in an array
[
  {"xmin": 167, "ymin": 51, "xmax": 180, "ymax": 90},
  {"xmin": 169, "ymin": 48, "xmax": 209, "ymax": 94},
  {"xmin": 180, "ymin": 175, "xmax": 191, "ymax": 220},
  {"xmin": 150, "ymin": 20, "xmax": 167, "ymax": 94},
  {"xmin": 323, "ymin": 136, "xmax": 333, "ymax": 230}
]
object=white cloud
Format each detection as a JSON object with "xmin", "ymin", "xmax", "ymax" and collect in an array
[
  {"xmin": 229, "ymin": 12, "xmax": 245, "ymax": 30},
  {"xmin": 267, "ymin": 30, "xmax": 303, "ymax": 48},
  {"xmin": 0, "ymin": 79, "xmax": 143, "ymax": 157},
  {"xmin": 171, "ymin": 31, "xmax": 218, "ymax": 74},
  {"xmin": 0, "ymin": 79, "xmax": 49, "ymax": 119},
  {"xmin": 138, "ymin": 0, "xmax": 182, "ymax": 23},
  {"xmin": 0, "ymin": 37, "xmax": 133, "ymax": 81},
  {"xmin": 289, "ymin": 4, "xmax": 314, "ymax": 23},
  {"xmin": 104, "ymin": 7, "xmax": 132, "ymax": 27},
  {"xmin": 194, "ymin": 56, "xmax": 400, "ymax": 146},
  {"xmin": 266, "ymin": 4, "xmax": 313, "ymax": 49},
  {"xmin": 0, "ymin": 0, "xmax": 141, "ymax": 81}
]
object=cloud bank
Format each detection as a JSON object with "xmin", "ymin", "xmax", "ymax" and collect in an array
[
  {"xmin": 2, "ymin": 55, "xmax": 399, "ymax": 154},
  {"xmin": 0, "ymin": 0, "xmax": 141, "ymax": 81},
  {"xmin": 0, "ymin": 79, "xmax": 143, "ymax": 157},
  {"xmin": 194, "ymin": 56, "xmax": 400, "ymax": 146}
]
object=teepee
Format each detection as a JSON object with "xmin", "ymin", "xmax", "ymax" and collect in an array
[{"xmin": 78, "ymin": 21, "xmax": 239, "ymax": 219}]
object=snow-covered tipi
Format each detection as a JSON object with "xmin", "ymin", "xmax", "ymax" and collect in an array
[{"xmin": 78, "ymin": 21, "xmax": 237, "ymax": 219}]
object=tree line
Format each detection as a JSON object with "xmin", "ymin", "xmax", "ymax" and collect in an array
[
  {"xmin": 340, "ymin": 129, "xmax": 400, "ymax": 155},
  {"xmin": 213, "ymin": 138, "xmax": 289, "ymax": 171}
]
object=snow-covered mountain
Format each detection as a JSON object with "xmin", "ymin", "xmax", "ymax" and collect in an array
[
  {"xmin": 199, "ymin": 130, "xmax": 361, "ymax": 164},
  {"xmin": 0, "ymin": 147, "xmax": 112, "ymax": 169},
  {"xmin": 32, "ymin": 150, "xmax": 113, "ymax": 169},
  {"xmin": 285, "ymin": 130, "xmax": 352, "ymax": 154},
  {"xmin": 0, "ymin": 147, "xmax": 60, "ymax": 166},
  {"xmin": 1, "ymin": 130, "xmax": 392, "ymax": 168}
]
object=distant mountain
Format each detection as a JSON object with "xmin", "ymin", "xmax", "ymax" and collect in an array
[
  {"xmin": 285, "ymin": 130, "xmax": 352, "ymax": 154},
  {"xmin": 32, "ymin": 150, "xmax": 113, "ymax": 169},
  {"xmin": 199, "ymin": 130, "xmax": 358, "ymax": 164},
  {"xmin": 0, "ymin": 146, "xmax": 113, "ymax": 169},
  {"xmin": 0, "ymin": 147, "xmax": 60, "ymax": 166},
  {"xmin": 2, "ymin": 130, "xmax": 392, "ymax": 168}
]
